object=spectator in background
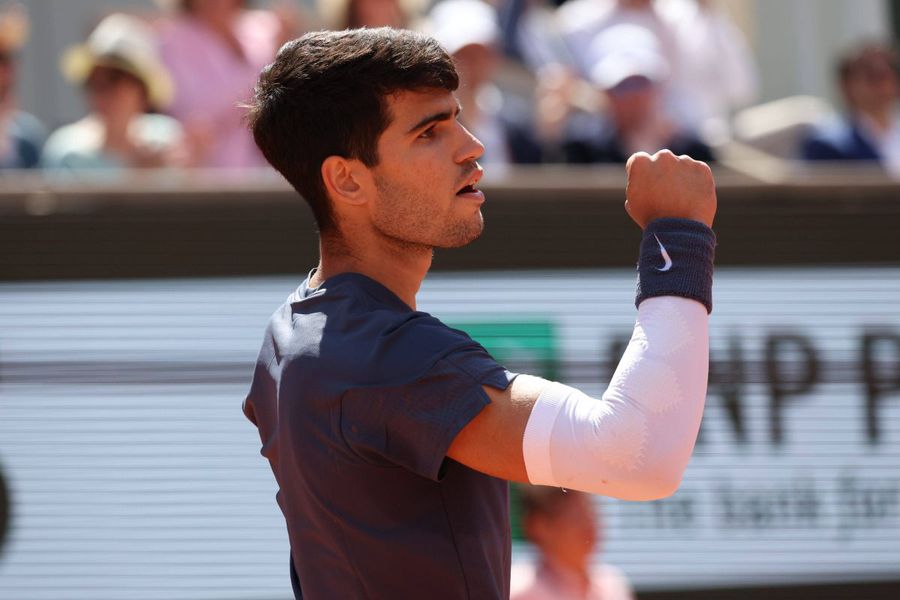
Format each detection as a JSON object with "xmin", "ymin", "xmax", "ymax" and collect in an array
[
  {"xmin": 554, "ymin": 0, "xmax": 683, "ymax": 158},
  {"xmin": 318, "ymin": 0, "xmax": 424, "ymax": 30},
  {"xmin": 664, "ymin": 0, "xmax": 758, "ymax": 145},
  {"xmin": 801, "ymin": 41, "xmax": 900, "ymax": 176},
  {"xmin": 499, "ymin": 0, "xmax": 575, "ymax": 74},
  {"xmin": 558, "ymin": 0, "xmax": 757, "ymax": 145},
  {"xmin": 427, "ymin": 0, "xmax": 542, "ymax": 166},
  {"xmin": 562, "ymin": 24, "xmax": 713, "ymax": 164},
  {"xmin": 497, "ymin": 0, "xmax": 598, "ymax": 158},
  {"xmin": 558, "ymin": 0, "xmax": 680, "ymax": 97},
  {"xmin": 511, "ymin": 486, "xmax": 634, "ymax": 600},
  {"xmin": 0, "ymin": 4, "xmax": 45, "ymax": 169},
  {"xmin": 43, "ymin": 13, "xmax": 184, "ymax": 171},
  {"xmin": 157, "ymin": 0, "xmax": 302, "ymax": 169}
]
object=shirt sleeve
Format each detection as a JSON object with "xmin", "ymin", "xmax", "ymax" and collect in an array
[{"xmin": 339, "ymin": 344, "xmax": 514, "ymax": 481}]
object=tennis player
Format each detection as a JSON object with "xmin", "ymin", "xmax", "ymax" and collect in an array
[{"xmin": 243, "ymin": 27, "xmax": 716, "ymax": 599}]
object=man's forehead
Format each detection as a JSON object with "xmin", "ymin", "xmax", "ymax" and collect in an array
[{"xmin": 386, "ymin": 89, "xmax": 459, "ymax": 129}]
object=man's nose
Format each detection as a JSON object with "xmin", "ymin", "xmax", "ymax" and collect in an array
[{"xmin": 455, "ymin": 122, "xmax": 485, "ymax": 164}]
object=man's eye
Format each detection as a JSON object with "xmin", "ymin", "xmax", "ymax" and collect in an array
[{"xmin": 419, "ymin": 126, "xmax": 436, "ymax": 139}]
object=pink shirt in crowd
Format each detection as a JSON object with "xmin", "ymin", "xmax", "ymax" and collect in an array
[
  {"xmin": 158, "ymin": 10, "xmax": 280, "ymax": 168},
  {"xmin": 511, "ymin": 561, "xmax": 635, "ymax": 600}
]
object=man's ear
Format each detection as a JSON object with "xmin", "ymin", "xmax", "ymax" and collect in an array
[{"xmin": 321, "ymin": 156, "xmax": 370, "ymax": 207}]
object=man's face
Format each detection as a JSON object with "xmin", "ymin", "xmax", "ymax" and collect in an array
[
  {"xmin": 607, "ymin": 75, "xmax": 658, "ymax": 133},
  {"xmin": 85, "ymin": 66, "xmax": 147, "ymax": 121},
  {"xmin": 367, "ymin": 88, "xmax": 486, "ymax": 250},
  {"xmin": 844, "ymin": 52, "xmax": 899, "ymax": 114}
]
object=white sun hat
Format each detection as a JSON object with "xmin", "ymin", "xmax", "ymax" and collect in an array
[
  {"xmin": 587, "ymin": 23, "xmax": 670, "ymax": 91},
  {"xmin": 427, "ymin": 0, "xmax": 499, "ymax": 56},
  {"xmin": 61, "ymin": 13, "xmax": 174, "ymax": 110}
]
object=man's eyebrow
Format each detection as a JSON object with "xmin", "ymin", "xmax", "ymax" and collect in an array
[{"xmin": 405, "ymin": 104, "xmax": 462, "ymax": 134}]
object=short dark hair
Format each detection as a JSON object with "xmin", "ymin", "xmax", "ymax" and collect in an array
[
  {"xmin": 247, "ymin": 28, "xmax": 459, "ymax": 233},
  {"xmin": 837, "ymin": 41, "xmax": 899, "ymax": 85}
]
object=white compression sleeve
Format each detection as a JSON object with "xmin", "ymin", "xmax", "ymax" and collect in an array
[{"xmin": 522, "ymin": 296, "xmax": 709, "ymax": 500}]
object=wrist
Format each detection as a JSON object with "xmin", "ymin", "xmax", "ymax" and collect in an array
[{"xmin": 634, "ymin": 218, "xmax": 716, "ymax": 313}]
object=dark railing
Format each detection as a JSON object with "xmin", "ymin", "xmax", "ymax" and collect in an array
[{"xmin": 2, "ymin": 163, "xmax": 899, "ymax": 282}]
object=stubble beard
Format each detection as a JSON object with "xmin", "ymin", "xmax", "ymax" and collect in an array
[{"xmin": 373, "ymin": 175, "xmax": 484, "ymax": 252}]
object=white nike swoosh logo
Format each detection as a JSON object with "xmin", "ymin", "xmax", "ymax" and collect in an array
[{"xmin": 654, "ymin": 235, "xmax": 673, "ymax": 272}]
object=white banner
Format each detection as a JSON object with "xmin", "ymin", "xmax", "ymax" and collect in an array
[{"xmin": 0, "ymin": 268, "xmax": 898, "ymax": 598}]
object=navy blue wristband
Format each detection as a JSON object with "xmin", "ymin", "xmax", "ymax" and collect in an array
[{"xmin": 635, "ymin": 218, "xmax": 716, "ymax": 313}]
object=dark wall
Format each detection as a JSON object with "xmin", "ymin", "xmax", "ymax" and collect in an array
[{"xmin": 2, "ymin": 169, "xmax": 899, "ymax": 282}]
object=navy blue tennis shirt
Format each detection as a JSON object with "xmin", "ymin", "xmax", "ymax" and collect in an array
[
  {"xmin": 243, "ymin": 272, "xmax": 517, "ymax": 599},
  {"xmin": 244, "ymin": 219, "xmax": 715, "ymax": 599}
]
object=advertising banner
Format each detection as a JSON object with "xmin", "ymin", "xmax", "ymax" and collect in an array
[{"xmin": 1, "ymin": 268, "xmax": 898, "ymax": 598}]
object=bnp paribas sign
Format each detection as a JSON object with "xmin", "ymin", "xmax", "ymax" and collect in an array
[
  {"xmin": 0, "ymin": 268, "xmax": 897, "ymax": 596},
  {"xmin": 424, "ymin": 267, "xmax": 900, "ymax": 590}
]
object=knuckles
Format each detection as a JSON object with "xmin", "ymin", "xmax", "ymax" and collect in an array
[
  {"xmin": 653, "ymin": 149, "xmax": 678, "ymax": 164},
  {"xmin": 626, "ymin": 151, "xmax": 716, "ymax": 194},
  {"xmin": 628, "ymin": 150, "xmax": 706, "ymax": 182},
  {"xmin": 625, "ymin": 152, "xmax": 651, "ymax": 175}
]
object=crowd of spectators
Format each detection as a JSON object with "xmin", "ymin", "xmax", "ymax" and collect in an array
[
  {"xmin": 1, "ymin": 0, "xmax": 899, "ymax": 176},
  {"xmin": 0, "ymin": 4, "xmax": 43, "ymax": 169},
  {"xmin": 43, "ymin": 13, "xmax": 184, "ymax": 170},
  {"xmin": 800, "ymin": 42, "xmax": 900, "ymax": 176}
]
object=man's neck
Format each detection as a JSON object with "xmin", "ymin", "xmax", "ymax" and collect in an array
[{"xmin": 310, "ymin": 234, "xmax": 432, "ymax": 310}]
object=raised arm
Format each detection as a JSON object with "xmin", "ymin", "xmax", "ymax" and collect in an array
[{"xmin": 447, "ymin": 150, "xmax": 717, "ymax": 500}]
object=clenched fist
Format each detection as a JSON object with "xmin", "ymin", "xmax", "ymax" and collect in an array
[{"xmin": 624, "ymin": 150, "xmax": 717, "ymax": 229}]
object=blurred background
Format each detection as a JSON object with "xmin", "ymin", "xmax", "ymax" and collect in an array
[{"xmin": 1, "ymin": 0, "xmax": 899, "ymax": 598}]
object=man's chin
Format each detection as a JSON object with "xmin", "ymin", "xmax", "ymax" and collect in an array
[
  {"xmin": 438, "ymin": 234, "xmax": 482, "ymax": 249},
  {"xmin": 436, "ymin": 218, "xmax": 485, "ymax": 249}
]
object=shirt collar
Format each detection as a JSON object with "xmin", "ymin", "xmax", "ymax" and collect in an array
[{"xmin": 297, "ymin": 269, "xmax": 411, "ymax": 312}]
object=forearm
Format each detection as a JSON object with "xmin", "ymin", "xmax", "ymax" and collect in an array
[
  {"xmin": 523, "ymin": 297, "xmax": 708, "ymax": 499},
  {"xmin": 523, "ymin": 219, "xmax": 715, "ymax": 499},
  {"xmin": 601, "ymin": 295, "xmax": 708, "ymax": 498}
]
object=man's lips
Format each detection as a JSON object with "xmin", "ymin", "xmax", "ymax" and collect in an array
[
  {"xmin": 456, "ymin": 186, "xmax": 485, "ymax": 203},
  {"xmin": 456, "ymin": 166, "xmax": 484, "ymax": 195}
]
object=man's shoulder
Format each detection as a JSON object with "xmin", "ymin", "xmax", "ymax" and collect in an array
[
  {"xmin": 271, "ymin": 274, "xmax": 488, "ymax": 384},
  {"xmin": 802, "ymin": 117, "xmax": 880, "ymax": 161},
  {"xmin": 352, "ymin": 310, "xmax": 486, "ymax": 384},
  {"xmin": 289, "ymin": 274, "xmax": 475, "ymax": 346},
  {"xmin": 9, "ymin": 111, "xmax": 46, "ymax": 140}
]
